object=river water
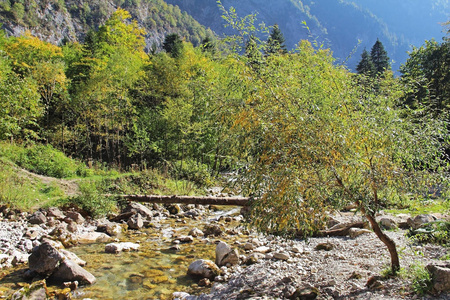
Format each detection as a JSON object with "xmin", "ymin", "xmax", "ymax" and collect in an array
[{"xmin": 2, "ymin": 207, "xmax": 245, "ymax": 299}]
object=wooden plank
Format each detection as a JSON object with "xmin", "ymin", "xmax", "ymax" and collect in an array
[{"xmin": 120, "ymin": 194, "xmax": 251, "ymax": 206}]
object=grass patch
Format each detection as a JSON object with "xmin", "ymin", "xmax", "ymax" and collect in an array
[
  {"xmin": 0, "ymin": 158, "xmax": 66, "ymax": 210},
  {"xmin": 0, "ymin": 142, "xmax": 215, "ymax": 214},
  {"xmin": 0, "ymin": 141, "xmax": 89, "ymax": 178},
  {"xmin": 399, "ymin": 263, "xmax": 433, "ymax": 295},
  {"xmin": 385, "ymin": 198, "xmax": 449, "ymax": 216}
]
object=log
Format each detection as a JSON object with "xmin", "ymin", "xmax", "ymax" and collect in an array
[
  {"xmin": 317, "ymin": 221, "xmax": 367, "ymax": 237},
  {"xmin": 120, "ymin": 194, "xmax": 251, "ymax": 206}
]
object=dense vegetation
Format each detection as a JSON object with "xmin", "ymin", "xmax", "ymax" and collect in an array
[{"xmin": 0, "ymin": 5, "xmax": 449, "ymax": 274}]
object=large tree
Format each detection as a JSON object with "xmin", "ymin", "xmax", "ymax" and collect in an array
[
  {"xmin": 220, "ymin": 4, "xmax": 448, "ymax": 274},
  {"xmin": 370, "ymin": 38, "xmax": 390, "ymax": 75},
  {"xmin": 400, "ymin": 39, "xmax": 450, "ymax": 113}
]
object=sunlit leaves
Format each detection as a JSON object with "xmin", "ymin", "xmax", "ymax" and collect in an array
[{"xmin": 229, "ymin": 38, "xmax": 448, "ymax": 240}]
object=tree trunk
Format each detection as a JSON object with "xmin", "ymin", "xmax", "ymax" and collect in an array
[
  {"xmin": 364, "ymin": 210, "xmax": 400, "ymax": 274},
  {"xmin": 119, "ymin": 194, "xmax": 250, "ymax": 206}
]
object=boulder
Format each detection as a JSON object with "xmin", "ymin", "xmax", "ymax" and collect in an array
[
  {"xmin": 426, "ymin": 262, "xmax": 450, "ymax": 292},
  {"xmin": 177, "ymin": 236, "xmax": 194, "ymax": 243},
  {"xmin": 188, "ymin": 228, "xmax": 204, "ymax": 237},
  {"xmin": 46, "ymin": 207, "xmax": 65, "ymax": 219},
  {"xmin": 29, "ymin": 211, "xmax": 47, "ymax": 225},
  {"xmin": 273, "ymin": 252, "xmax": 290, "ymax": 261},
  {"xmin": 187, "ymin": 259, "xmax": 220, "ymax": 280},
  {"xmin": 97, "ymin": 220, "xmax": 123, "ymax": 236},
  {"xmin": 10, "ymin": 280, "xmax": 48, "ymax": 300},
  {"xmin": 11, "ymin": 250, "xmax": 28, "ymax": 266},
  {"xmin": 65, "ymin": 211, "xmax": 85, "ymax": 224},
  {"xmin": 60, "ymin": 249, "xmax": 86, "ymax": 267},
  {"xmin": 172, "ymin": 292, "xmax": 191, "ymax": 300},
  {"xmin": 49, "ymin": 259, "xmax": 96, "ymax": 285},
  {"xmin": 254, "ymin": 246, "xmax": 271, "ymax": 254},
  {"xmin": 124, "ymin": 202, "xmax": 154, "ymax": 219},
  {"xmin": 290, "ymin": 285, "xmax": 320, "ymax": 300},
  {"xmin": 407, "ymin": 214, "xmax": 436, "ymax": 230},
  {"xmin": 215, "ymin": 241, "xmax": 239, "ymax": 267},
  {"xmin": 127, "ymin": 213, "xmax": 144, "ymax": 230},
  {"xmin": 244, "ymin": 253, "xmax": 264, "ymax": 265},
  {"xmin": 28, "ymin": 241, "xmax": 64, "ymax": 276},
  {"xmin": 315, "ymin": 242, "xmax": 334, "ymax": 251},
  {"xmin": 203, "ymin": 224, "xmax": 223, "ymax": 237},
  {"xmin": 379, "ymin": 217, "xmax": 397, "ymax": 230},
  {"xmin": 166, "ymin": 204, "xmax": 182, "ymax": 215},
  {"xmin": 105, "ymin": 242, "xmax": 140, "ymax": 254},
  {"xmin": 348, "ymin": 228, "xmax": 372, "ymax": 238}
]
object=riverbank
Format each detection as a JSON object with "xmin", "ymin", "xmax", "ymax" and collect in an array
[{"xmin": 0, "ymin": 203, "xmax": 449, "ymax": 299}]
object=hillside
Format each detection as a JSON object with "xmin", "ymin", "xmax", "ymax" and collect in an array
[
  {"xmin": 165, "ymin": 0, "xmax": 450, "ymax": 70},
  {"xmin": 0, "ymin": 0, "xmax": 214, "ymax": 51}
]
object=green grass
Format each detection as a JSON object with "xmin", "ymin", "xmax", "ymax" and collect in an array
[
  {"xmin": 0, "ymin": 158, "xmax": 66, "ymax": 210},
  {"xmin": 399, "ymin": 263, "xmax": 433, "ymax": 295},
  {"xmin": 0, "ymin": 142, "xmax": 213, "ymax": 214},
  {"xmin": 0, "ymin": 141, "xmax": 89, "ymax": 178},
  {"xmin": 385, "ymin": 198, "xmax": 449, "ymax": 216}
]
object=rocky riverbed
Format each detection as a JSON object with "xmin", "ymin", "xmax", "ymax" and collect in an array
[{"xmin": 0, "ymin": 203, "xmax": 449, "ymax": 300}]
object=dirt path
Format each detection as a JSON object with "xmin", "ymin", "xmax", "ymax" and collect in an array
[{"xmin": 16, "ymin": 167, "xmax": 81, "ymax": 197}]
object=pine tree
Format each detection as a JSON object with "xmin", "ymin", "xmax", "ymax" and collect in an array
[
  {"xmin": 163, "ymin": 33, "xmax": 183, "ymax": 58},
  {"xmin": 356, "ymin": 48, "xmax": 375, "ymax": 76},
  {"xmin": 370, "ymin": 38, "xmax": 390, "ymax": 75},
  {"xmin": 266, "ymin": 24, "xmax": 287, "ymax": 55}
]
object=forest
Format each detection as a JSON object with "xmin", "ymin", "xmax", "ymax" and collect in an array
[{"xmin": 1, "ymin": 6, "xmax": 450, "ymax": 275}]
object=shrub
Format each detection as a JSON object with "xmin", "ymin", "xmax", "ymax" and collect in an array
[
  {"xmin": 408, "ymin": 221, "xmax": 450, "ymax": 246},
  {"xmin": 409, "ymin": 263, "xmax": 433, "ymax": 295},
  {"xmin": 63, "ymin": 181, "xmax": 118, "ymax": 218}
]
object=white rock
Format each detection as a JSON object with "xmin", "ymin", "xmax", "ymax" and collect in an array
[
  {"xmin": 187, "ymin": 259, "xmax": 220, "ymax": 280},
  {"xmin": 254, "ymin": 246, "xmax": 271, "ymax": 253},
  {"xmin": 105, "ymin": 242, "xmax": 140, "ymax": 253}
]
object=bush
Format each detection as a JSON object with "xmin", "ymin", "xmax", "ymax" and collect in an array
[{"xmin": 63, "ymin": 181, "xmax": 118, "ymax": 218}]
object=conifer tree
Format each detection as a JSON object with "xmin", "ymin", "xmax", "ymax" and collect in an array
[
  {"xmin": 163, "ymin": 33, "xmax": 184, "ymax": 58},
  {"xmin": 356, "ymin": 48, "xmax": 375, "ymax": 76},
  {"xmin": 266, "ymin": 24, "xmax": 287, "ymax": 55},
  {"xmin": 370, "ymin": 38, "xmax": 390, "ymax": 75}
]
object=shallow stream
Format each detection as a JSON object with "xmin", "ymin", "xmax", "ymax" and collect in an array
[{"xmin": 1, "ymin": 207, "xmax": 246, "ymax": 300}]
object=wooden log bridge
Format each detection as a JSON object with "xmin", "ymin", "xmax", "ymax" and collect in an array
[{"xmin": 121, "ymin": 194, "xmax": 251, "ymax": 206}]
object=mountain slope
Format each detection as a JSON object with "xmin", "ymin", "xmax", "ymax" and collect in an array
[
  {"xmin": 165, "ymin": 0, "xmax": 449, "ymax": 70},
  {"xmin": 0, "ymin": 0, "xmax": 214, "ymax": 51}
]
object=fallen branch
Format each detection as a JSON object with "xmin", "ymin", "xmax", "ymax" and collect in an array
[{"xmin": 117, "ymin": 194, "xmax": 251, "ymax": 206}]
